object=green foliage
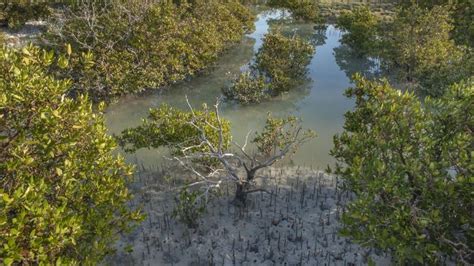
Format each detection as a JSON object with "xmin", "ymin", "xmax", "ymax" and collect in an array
[
  {"xmin": 253, "ymin": 114, "xmax": 316, "ymax": 157},
  {"xmin": 397, "ymin": 0, "xmax": 473, "ymax": 47},
  {"xmin": 224, "ymin": 31, "xmax": 314, "ymax": 103},
  {"xmin": 255, "ymin": 31, "xmax": 315, "ymax": 94},
  {"xmin": 267, "ymin": 0, "xmax": 322, "ymax": 23},
  {"xmin": 172, "ymin": 188, "xmax": 206, "ymax": 228},
  {"xmin": 335, "ymin": 3, "xmax": 472, "ymax": 96},
  {"xmin": 1, "ymin": 2, "xmax": 50, "ymax": 30},
  {"xmin": 120, "ymin": 99, "xmax": 314, "ymax": 205},
  {"xmin": 381, "ymin": 5, "xmax": 470, "ymax": 96},
  {"xmin": 118, "ymin": 104, "xmax": 231, "ymax": 156},
  {"xmin": 336, "ymin": 6, "xmax": 379, "ymax": 56},
  {"xmin": 0, "ymin": 45, "xmax": 142, "ymax": 264},
  {"xmin": 451, "ymin": 0, "xmax": 474, "ymax": 47},
  {"xmin": 44, "ymin": 0, "xmax": 255, "ymax": 99},
  {"xmin": 332, "ymin": 75, "xmax": 473, "ymax": 264},
  {"xmin": 222, "ymin": 71, "xmax": 269, "ymax": 104}
]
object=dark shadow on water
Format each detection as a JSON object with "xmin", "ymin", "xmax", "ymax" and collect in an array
[{"xmin": 333, "ymin": 44, "xmax": 382, "ymax": 81}]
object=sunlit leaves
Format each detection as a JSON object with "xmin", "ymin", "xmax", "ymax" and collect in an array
[
  {"xmin": 0, "ymin": 45, "xmax": 142, "ymax": 264},
  {"xmin": 224, "ymin": 31, "xmax": 314, "ymax": 104},
  {"xmin": 253, "ymin": 114, "xmax": 316, "ymax": 157},
  {"xmin": 118, "ymin": 104, "xmax": 231, "ymax": 157},
  {"xmin": 381, "ymin": 5, "xmax": 470, "ymax": 96},
  {"xmin": 332, "ymin": 75, "xmax": 473, "ymax": 263},
  {"xmin": 44, "ymin": 0, "xmax": 255, "ymax": 99}
]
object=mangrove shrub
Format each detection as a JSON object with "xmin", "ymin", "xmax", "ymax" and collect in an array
[
  {"xmin": 332, "ymin": 75, "xmax": 473, "ymax": 264},
  {"xmin": 224, "ymin": 32, "xmax": 314, "ymax": 104},
  {"xmin": 336, "ymin": 6, "xmax": 379, "ymax": 56},
  {"xmin": 382, "ymin": 5, "xmax": 470, "ymax": 96},
  {"xmin": 222, "ymin": 72, "xmax": 269, "ymax": 104},
  {"xmin": 255, "ymin": 31, "xmax": 315, "ymax": 94},
  {"xmin": 118, "ymin": 104, "xmax": 231, "ymax": 157},
  {"xmin": 44, "ymin": 0, "xmax": 255, "ymax": 99},
  {"xmin": 397, "ymin": 0, "xmax": 473, "ymax": 47},
  {"xmin": 0, "ymin": 45, "xmax": 141, "ymax": 264}
]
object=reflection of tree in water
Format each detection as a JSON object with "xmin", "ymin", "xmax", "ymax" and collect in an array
[
  {"xmin": 333, "ymin": 44, "xmax": 382, "ymax": 80},
  {"xmin": 270, "ymin": 21, "xmax": 327, "ymax": 47},
  {"xmin": 310, "ymin": 24, "xmax": 328, "ymax": 46},
  {"xmin": 221, "ymin": 77, "xmax": 312, "ymax": 127},
  {"xmin": 267, "ymin": 10, "xmax": 327, "ymax": 47}
]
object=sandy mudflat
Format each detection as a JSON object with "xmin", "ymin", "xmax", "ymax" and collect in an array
[{"xmin": 107, "ymin": 166, "xmax": 391, "ymax": 265}]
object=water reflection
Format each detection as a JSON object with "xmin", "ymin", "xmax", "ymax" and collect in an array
[{"xmin": 333, "ymin": 44, "xmax": 382, "ymax": 80}]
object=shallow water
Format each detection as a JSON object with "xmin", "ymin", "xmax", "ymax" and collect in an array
[{"xmin": 105, "ymin": 11, "xmax": 367, "ymax": 169}]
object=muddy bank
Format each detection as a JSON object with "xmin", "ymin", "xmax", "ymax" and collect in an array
[{"xmin": 107, "ymin": 166, "xmax": 391, "ymax": 265}]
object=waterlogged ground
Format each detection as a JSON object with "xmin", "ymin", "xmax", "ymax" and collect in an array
[
  {"xmin": 108, "ymin": 167, "xmax": 391, "ymax": 265},
  {"xmin": 104, "ymin": 10, "xmax": 379, "ymax": 170}
]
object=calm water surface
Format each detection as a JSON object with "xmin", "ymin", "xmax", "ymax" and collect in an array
[{"xmin": 105, "ymin": 11, "xmax": 363, "ymax": 169}]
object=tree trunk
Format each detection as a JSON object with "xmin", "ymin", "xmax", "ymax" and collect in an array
[
  {"xmin": 234, "ymin": 183, "xmax": 247, "ymax": 206},
  {"xmin": 234, "ymin": 170, "xmax": 257, "ymax": 205}
]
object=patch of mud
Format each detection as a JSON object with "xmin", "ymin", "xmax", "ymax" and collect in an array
[{"xmin": 107, "ymin": 166, "xmax": 391, "ymax": 265}]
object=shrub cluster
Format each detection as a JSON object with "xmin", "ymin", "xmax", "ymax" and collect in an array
[
  {"xmin": 0, "ymin": 45, "xmax": 142, "ymax": 264},
  {"xmin": 118, "ymin": 104, "xmax": 231, "ymax": 157},
  {"xmin": 382, "ymin": 5, "xmax": 471, "ymax": 97},
  {"xmin": 224, "ymin": 32, "xmax": 314, "ymax": 104},
  {"xmin": 335, "ymin": 6, "xmax": 379, "ymax": 56},
  {"xmin": 255, "ymin": 32, "xmax": 315, "ymax": 94},
  {"xmin": 222, "ymin": 71, "xmax": 269, "ymax": 104},
  {"xmin": 120, "ymin": 106, "xmax": 315, "ymax": 208},
  {"xmin": 336, "ymin": 4, "xmax": 472, "ymax": 97},
  {"xmin": 332, "ymin": 75, "xmax": 473, "ymax": 264},
  {"xmin": 44, "ymin": 0, "xmax": 255, "ymax": 99}
]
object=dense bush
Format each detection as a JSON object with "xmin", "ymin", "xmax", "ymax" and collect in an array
[
  {"xmin": 224, "ymin": 31, "xmax": 314, "ymax": 104},
  {"xmin": 451, "ymin": 0, "xmax": 473, "ymax": 47},
  {"xmin": 44, "ymin": 0, "xmax": 255, "ymax": 99},
  {"xmin": 397, "ymin": 0, "xmax": 473, "ymax": 47},
  {"xmin": 255, "ymin": 32, "xmax": 315, "ymax": 94},
  {"xmin": 383, "ymin": 5, "xmax": 471, "ymax": 96},
  {"xmin": 118, "ymin": 104, "xmax": 231, "ymax": 157},
  {"xmin": 0, "ymin": 45, "xmax": 142, "ymax": 264},
  {"xmin": 222, "ymin": 71, "xmax": 269, "ymax": 104},
  {"xmin": 336, "ymin": 6, "xmax": 379, "ymax": 56},
  {"xmin": 332, "ymin": 75, "xmax": 473, "ymax": 264},
  {"xmin": 267, "ymin": 0, "xmax": 322, "ymax": 23},
  {"xmin": 0, "ymin": 2, "xmax": 50, "ymax": 30},
  {"xmin": 336, "ymin": 3, "xmax": 472, "ymax": 96}
]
